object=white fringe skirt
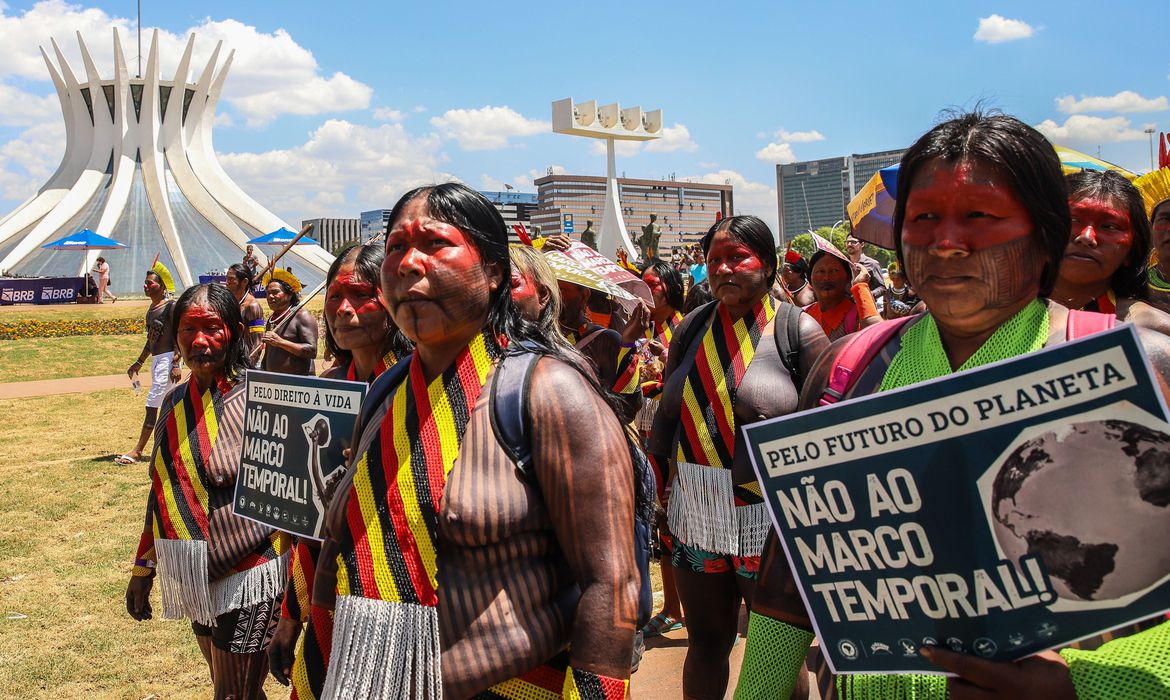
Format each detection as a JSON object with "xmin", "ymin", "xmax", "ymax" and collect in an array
[
  {"xmin": 154, "ymin": 538, "xmax": 288, "ymax": 627},
  {"xmin": 322, "ymin": 595, "xmax": 442, "ymax": 700},
  {"xmin": 667, "ymin": 461, "xmax": 770, "ymax": 557}
]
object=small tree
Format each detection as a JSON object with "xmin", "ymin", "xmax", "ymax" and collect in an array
[{"xmin": 330, "ymin": 239, "xmax": 360, "ymax": 257}]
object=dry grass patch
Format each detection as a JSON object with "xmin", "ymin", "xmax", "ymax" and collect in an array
[{"xmin": 0, "ymin": 389, "xmax": 283, "ymax": 698}]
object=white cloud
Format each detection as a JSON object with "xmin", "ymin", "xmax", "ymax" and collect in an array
[
  {"xmin": 644, "ymin": 124, "xmax": 698, "ymax": 153},
  {"xmin": 0, "ymin": 82, "xmax": 58, "ymax": 126},
  {"xmin": 755, "ymin": 142, "xmax": 798, "ymax": 163},
  {"xmin": 373, "ymin": 107, "xmax": 405, "ymax": 122},
  {"xmin": 1034, "ymin": 115, "xmax": 1149, "ymax": 144},
  {"xmin": 687, "ymin": 169, "xmax": 779, "ymax": 236},
  {"xmin": 0, "ymin": 3, "xmax": 372, "ymax": 127},
  {"xmin": 974, "ymin": 14, "xmax": 1035, "ymax": 43},
  {"xmin": 0, "ymin": 121, "xmax": 64, "ymax": 200},
  {"xmin": 774, "ymin": 128, "xmax": 825, "ymax": 143},
  {"xmin": 479, "ymin": 174, "xmax": 505, "ymax": 191},
  {"xmin": 1056, "ymin": 91, "xmax": 1169, "ymax": 114},
  {"xmin": 430, "ymin": 105, "xmax": 548, "ymax": 150},
  {"xmin": 586, "ymin": 123, "xmax": 697, "ymax": 157},
  {"xmin": 218, "ymin": 118, "xmax": 450, "ymax": 221}
]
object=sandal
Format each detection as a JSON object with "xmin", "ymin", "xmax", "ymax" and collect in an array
[
  {"xmin": 114, "ymin": 454, "xmax": 139, "ymax": 465},
  {"xmin": 640, "ymin": 612, "xmax": 683, "ymax": 638}
]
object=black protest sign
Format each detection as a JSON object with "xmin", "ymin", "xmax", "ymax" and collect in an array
[
  {"xmin": 234, "ymin": 370, "xmax": 366, "ymax": 540},
  {"xmin": 744, "ymin": 325, "xmax": 1170, "ymax": 674}
]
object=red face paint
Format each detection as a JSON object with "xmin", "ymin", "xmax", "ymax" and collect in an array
[
  {"xmin": 510, "ymin": 269, "xmax": 544, "ymax": 322},
  {"xmin": 642, "ymin": 270, "xmax": 667, "ymax": 308},
  {"xmin": 143, "ymin": 275, "xmax": 161, "ymax": 296},
  {"xmin": 901, "ymin": 160, "xmax": 1035, "ymax": 251},
  {"xmin": 706, "ymin": 231, "xmax": 770, "ymax": 310},
  {"xmin": 177, "ymin": 304, "xmax": 231, "ymax": 373},
  {"xmin": 381, "ymin": 197, "xmax": 500, "ymax": 346},
  {"xmin": 1060, "ymin": 197, "xmax": 1135, "ymax": 286},
  {"xmin": 325, "ymin": 265, "xmax": 389, "ymax": 352}
]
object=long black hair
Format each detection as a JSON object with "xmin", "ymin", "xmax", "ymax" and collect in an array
[
  {"xmin": 893, "ymin": 110, "xmax": 1069, "ymax": 297},
  {"xmin": 385, "ymin": 184, "xmax": 624, "ymax": 413},
  {"xmin": 323, "ymin": 244, "xmax": 413, "ymax": 367},
  {"xmin": 227, "ymin": 263, "xmax": 253, "ymax": 287},
  {"xmin": 645, "ymin": 259, "xmax": 685, "ymax": 312},
  {"xmin": 171, "ymin": 283, "xmax": 250, "ymax": 383},
  {"xmin": 700, "ymin": 214, "xmax": 779, "ymax": 285},
  {"xmin": 1065, "ymin": 170, "xmax": 1151, "ymax": 300}
]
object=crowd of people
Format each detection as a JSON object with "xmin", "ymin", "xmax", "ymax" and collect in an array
[{"xmin": 117, "ymin": 110, "xmax": 1170, "ymax": 699}]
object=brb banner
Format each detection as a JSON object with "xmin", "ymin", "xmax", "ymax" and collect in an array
[
  {"xmin": 0, "ymin": 277, "xmax": 85, "ymax": 304},
  {"xmin": 744, "ymin": 325, "xmax": 1170, "ymax": 675}
]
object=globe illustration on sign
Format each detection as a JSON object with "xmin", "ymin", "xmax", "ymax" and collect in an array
[{"xmin": 990, "ymin": 416, "xmax": 1170, "ymax": 604}]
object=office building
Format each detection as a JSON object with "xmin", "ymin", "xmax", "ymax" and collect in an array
[
  {"xmin": 775, "ymin": 149, "xmax": 905, "ymax": 245},
  {"xmin": 481, "ymin": 191, "xmax": 539, "ymax": 240},
  {"xmin": 531, "ymin": 174, "xmax": 733, "ymax": 253},
  {"xmin": 360, "ymin": 209, "xmax": 391, "ymax": 243},
  {"xmin": 302, "ymin": 218, "xmax": 361, "ymax": 253}
]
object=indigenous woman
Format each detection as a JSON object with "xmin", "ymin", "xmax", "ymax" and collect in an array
[
  {"xmin": 781, "ymin": 250, "xmax": 816, "ymax": 307},
  {"xmin": 1052, "ymin": 170, "xmax": 1170, "ymax": 333},
  {"xmin": 649, "ymin": 215, "xmax": 828, "ymax": 700},
  {"xmin": 804, "ymin": 241, "xmax": 882, "ymax": 340},
  {"xmin": 267, "ymin": 244, "xmax": 412, "ymax": 699},
  {"xmin": 125, "ymin": 283, "xmax": 289, "ymax": 700},
  {"xmin": 508, "ymin": 244, "xmax": 562, "ymax": 336},
  {"xmin": 622, "ymin": 259, "xmax": 687, "ymax": 639},
  {"xmin": 737, "ymin": 112, "xmax": 1170, "ymax": 700},
  {"xmin": 315, "ymin": 183, "xmax": 639, "ymax": 698},
  {"xmin": 1135, "ymin": 166, "xmax": 1170, "ymax": 313},
  {"xmin": 261, "ymin": 269, "xmax": 318, "ymax": 376}
]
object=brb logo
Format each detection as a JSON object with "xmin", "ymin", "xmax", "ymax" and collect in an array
[
  {"xmin": 40, "ymin": 287, "xmax": 75, "ymax": 301},
  {"xmin": 2, "ymin": 287, "xmax": 34, "ymax": 303}
]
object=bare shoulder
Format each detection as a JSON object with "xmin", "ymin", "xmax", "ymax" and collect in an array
[
  {"xmin": 797, "ymin": 335, "xmax": 853, "ymax": 411},
  {"xmin": 529, "ymin": 355, "xmax": 608, "ymax": 416},
  {"xmin": 1121, "ymin": 300, "xmax": 1170, "ymax": 337}
]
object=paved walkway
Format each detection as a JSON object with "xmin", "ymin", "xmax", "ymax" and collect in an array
[{"xmin": 0, "ymin": 373, "xmax": 144, "ymax": 399}]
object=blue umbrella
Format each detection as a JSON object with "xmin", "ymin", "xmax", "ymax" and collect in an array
[
  {"xmin": 247, "ymin": 227, "xmax": 320, "ymax": 246},
  {"xmin": 41, "ymin": 228, "xmax": 129, "ymax": 250},
  {"xmin": 41, "ymin": 229, "xmax": 129, "ymax": 297}
]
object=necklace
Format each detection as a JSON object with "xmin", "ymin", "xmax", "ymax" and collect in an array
[{"xmin": 788, "ymin": 280, "xmax": 808, "ymax": 294}]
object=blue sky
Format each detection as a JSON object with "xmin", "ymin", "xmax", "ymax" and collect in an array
[{"xmin": 0, "ymin": 0, "xmax": 1165, "ymax": 234}]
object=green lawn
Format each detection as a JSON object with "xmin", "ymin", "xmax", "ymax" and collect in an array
[
  {"xmin": 0, "ymin": 335, "xmax": 147, "ymax": 382},
  {"xmin": 0, "ymin": 389, "xmax": 286, "ymax": 699}
]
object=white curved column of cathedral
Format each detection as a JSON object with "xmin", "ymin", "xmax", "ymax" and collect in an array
[{"xmin": 0, "ymin": 30, "xmax": 332, "ymax": 291}]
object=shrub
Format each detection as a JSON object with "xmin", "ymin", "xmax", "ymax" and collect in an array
[{"xmin": 0, "ymin": 317, "xmax": 144, "ymax": 340}]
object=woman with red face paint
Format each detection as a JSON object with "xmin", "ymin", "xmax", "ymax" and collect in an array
[
  {"xmin": 509, "ymin": 244, "xmax": 562, "ymax": 335},
  {"xmin": 1053, "ymin": 170, "xmax": 1170, "ymax": 334},
  {"xmin": 618, "ymin": 259, "xmax": 689, "ymax": 640},
  {"xmin": 267, "ymin": 243, "xmax": 413, "ymax": 699},
  {"xmin": 805, "ymin": 242, "xmax": 882, "ymax": 341},
  {"xmin": 125, "ymin": 283, "xmax": 290, "ymax": 700},
  {"xmin": 313, "ymin": 183, "xmax": 641, "ymax": 698},
  {"xmin": 736, "ymin": 112, "xmax": 1170, "ymax": 700},
  {"xmin": 648, "ymin": 215, "xmax": 829, "ymax": 700}
]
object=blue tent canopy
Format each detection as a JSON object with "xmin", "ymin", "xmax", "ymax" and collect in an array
[
  {"xmin": 41, "ymin": 229, "xmax": 129, "ymax": 250},
  {"xmin": 247, "ymin": 228, "xmax": 319, "ymax": 246}
]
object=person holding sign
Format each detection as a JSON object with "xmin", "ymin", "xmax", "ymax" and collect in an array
[
  {"xmin": 738, "ymin": 112, "xmax": 1170, "ymax": 700},
  {"xmin": 124, "ymin": 283, "xmax": 289, "ymax": 700},
  {"xmin": 267, "ymin": 243, "xmax": 412, "ymax": 699},
  {"xmin": 648, "ymin": 214, "xmax": 828, "ymax": 700},
  {"xmin": 1051, "ymin": 170, "xmax": 1170, "ymax": 334},
  {"xmin": 313, "ymin": 183, "xmax": 639, "ymax": 698},
  {"xmin": 261, "ymin": 268, "xmax": 318, "ymax": 376}
]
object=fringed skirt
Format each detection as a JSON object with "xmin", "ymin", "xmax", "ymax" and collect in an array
[
  {"xmin": 667, "ymin": 461, "xmax": 770, "ymax": 558},
  {"xmin": 154, "ymin": 538, "xmax": 288, "ymax": 627},
  {"xmin": 322, "ymin": 595, "xmax": 442, "ymax": 700}
]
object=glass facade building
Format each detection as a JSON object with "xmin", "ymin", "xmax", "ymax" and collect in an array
[{"xmin": 775, "ymin": 149, "xmax": 905, "ymax": 245}]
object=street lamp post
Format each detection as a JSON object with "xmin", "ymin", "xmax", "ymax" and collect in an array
[
  {"xmin": 552, "ymin": 98, "xmax": 663, "ymax": 260},
  {"xmin": 1146, "ymin": 128, "xmax": 1157, "ymax": 173}
]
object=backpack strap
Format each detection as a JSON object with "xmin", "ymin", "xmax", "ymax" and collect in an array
[
  {"xmin": 819, "ymin": 315, "xmax": 916, "ymax": 406},
  {"xmin": 575, "ymin": 327, "xmax": 608, "ymax": 351},
  {"xmin": 354, "ymin": 356, "xmax": 412, "ymax": 442},
  {"xmin": 773, "ymin": 301, "xmax": 804, "ymax": 392},
  {"xmin": 1066, "ymin": 308, "xmax": 1117, "ymax": 339},
  {"xmin": 489, "ymin": 348, "xmax": 541, "ymax": 475}
]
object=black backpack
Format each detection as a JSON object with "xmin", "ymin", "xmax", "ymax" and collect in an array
[{"xmin": 356, "ymin": 345, "xmax": 656, "ymax": 630}]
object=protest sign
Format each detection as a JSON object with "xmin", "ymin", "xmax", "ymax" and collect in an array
[
  {"xmin": 542, "ymin": 240, "xmax": 652, "ymax": 311},
  {"xmin": 744, "ymin": 325, "xmax": 1170, "ymax": 674},
  {"xmin": 234, "ymin": 370, "xmax": 367, "ymax": 540}
]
